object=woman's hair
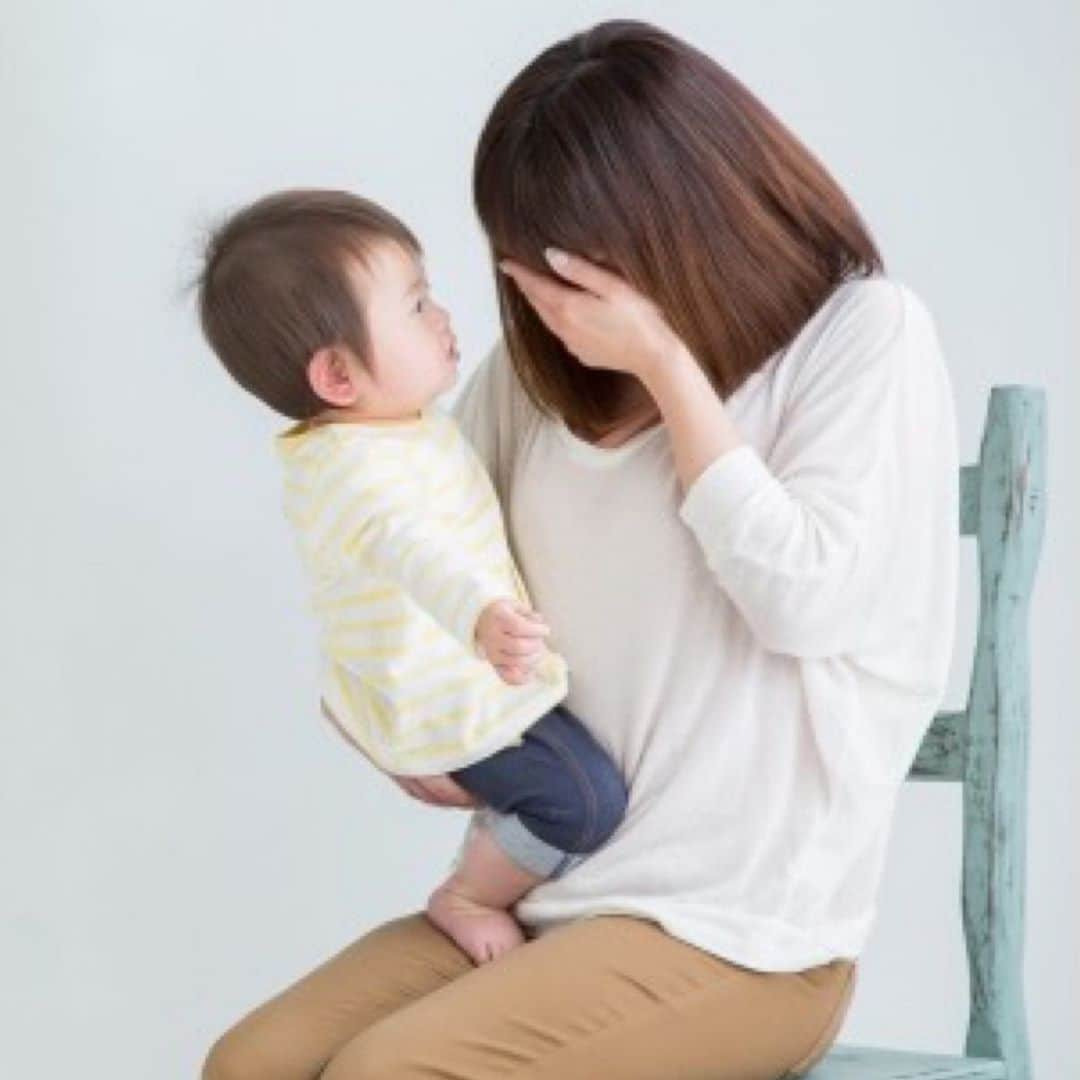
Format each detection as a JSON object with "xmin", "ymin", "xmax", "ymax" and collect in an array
[
  {"xmin": 473, "ymin": 19, "xmax": 884, "ymax": 438},
  {"xmin": 196, "ymin": 189, "xmax": 419, "ymax": 420}
]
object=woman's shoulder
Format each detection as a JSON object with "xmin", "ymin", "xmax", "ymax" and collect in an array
[
  {"xmin": 779, "ymin": 274, "xmax": 942, "ymax": 393},
  {"xmin": 817, "ymin": 274, "xmax": 938, "ymax": 348}
]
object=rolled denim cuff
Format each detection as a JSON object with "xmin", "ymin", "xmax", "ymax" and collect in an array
[
  {"xmin": 482, "ymin": 806, "xmax": 568, "ymax": 877},
  {"xmin": 450, "ymin": 806, "xmax": 585, "ymax": 880}
]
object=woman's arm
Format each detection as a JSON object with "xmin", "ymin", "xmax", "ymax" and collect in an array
[
  {"xmin": 660, "ymin": 281, "xmax": 915, "ymax": 659},
  {"xmin": 498, "ymin": 252, "xmax": 931, "ymax": 662},
  {"xmin": 640, "ymin": 349, "xmax": 744, "ymax": 493},
  {"xmin": 321, "ymin": 698, "xmax": 481, "ymax": 808}
]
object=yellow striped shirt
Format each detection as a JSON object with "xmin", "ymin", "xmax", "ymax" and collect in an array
[{"xmin": 274, "ymin": 404, "xmax": 569, "ymax": 776}]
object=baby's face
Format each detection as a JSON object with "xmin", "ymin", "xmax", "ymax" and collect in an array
[{"xmin": 347, "ymin": 241, "xmax": 460, "ymax": 416}]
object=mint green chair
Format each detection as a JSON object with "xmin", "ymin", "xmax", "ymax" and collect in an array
[{"xmin": 807, "ymin": 386, "xmax": 1046, "ymax": 1080}]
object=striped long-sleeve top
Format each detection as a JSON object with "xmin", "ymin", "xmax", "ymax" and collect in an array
[{"xmin": 274, "ymin": 405, "xmax": 569, "ymax": 776}]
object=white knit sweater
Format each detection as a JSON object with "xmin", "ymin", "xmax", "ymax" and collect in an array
[{"xmin": 449, "ymin": 276, "xmax": 958, "ymax": 971}]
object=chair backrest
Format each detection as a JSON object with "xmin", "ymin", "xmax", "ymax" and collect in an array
[{"xmin": 908, "ymin": 386, "xmax": 1046, "ymax": 1080}]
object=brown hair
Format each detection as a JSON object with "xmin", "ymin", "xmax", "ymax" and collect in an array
[
  {"xmin": 473, "ymin": 19, "xmax": 884, "ymax": 439},
  {"xmin": 196, "ymin": 189, "xmax": 420, "ymax": 420}
]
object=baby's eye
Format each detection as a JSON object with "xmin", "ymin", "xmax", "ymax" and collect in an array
[{"xmin": 414, "ymin": 294, "xmax": 427, "ymax": 313}]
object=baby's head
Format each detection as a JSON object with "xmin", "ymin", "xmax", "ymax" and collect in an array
[{"xmin": 196, "ymin": 189, "xmax": 460, "ymax": 423}]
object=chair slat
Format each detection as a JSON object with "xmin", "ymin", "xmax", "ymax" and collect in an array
[
  {"xmin": 808, "ymin": 1044, "xmax": 1006, "ymax": 1078},
  {"xmin": 960, "ymin": 464, "xmax": 981, "ymax": 535},
  {"xmin": 960, "ymin": 387, "xmax": 1045, "ymax": 1079},
  {"xmin": 901, "ymin": 386, "xmax": 1044, "ymax": 1080},
  {"xmin": 909, "ymin": 710, "xmax": 966, "ymax": 781}
]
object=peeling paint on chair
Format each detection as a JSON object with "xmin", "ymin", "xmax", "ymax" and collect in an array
[{"xmin": 806, "ymin": 387, "xmax": 1045, "ymax": 1080}]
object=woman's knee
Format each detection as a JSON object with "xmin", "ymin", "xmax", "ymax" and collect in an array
[
  {"xmin": 319, "ymin": 1025, "xmax": 416, "ymax": 1080},
  {"xmin": 200, "ymin": 1026, "xmax": 283, "ymax": 1080},
  {"xmin": 200, "ymin": 1031, "xmax": 252, "ymax": 1080}
]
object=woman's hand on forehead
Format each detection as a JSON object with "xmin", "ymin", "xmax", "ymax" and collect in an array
[{"xmin": 498, "ymin": 248, "xmax": 685, "ymax": 382}]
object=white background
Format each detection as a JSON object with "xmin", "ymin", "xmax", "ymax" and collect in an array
[{"xmin": 4, "ymin": 2, "xmax": 1076, "ymax": 1077}]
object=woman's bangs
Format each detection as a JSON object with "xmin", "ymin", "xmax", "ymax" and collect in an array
[{"xmin": 482, "ymin": 135, "xmax": 627, "ymax": 277}]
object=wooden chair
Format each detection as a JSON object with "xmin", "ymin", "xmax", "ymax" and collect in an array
[{"xmin": 808, "ymin": 386, "xmax": 1046, "ymax": 1080}]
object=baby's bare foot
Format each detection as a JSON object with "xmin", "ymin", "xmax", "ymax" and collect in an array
[{"xmin": 426, "ymin": 884, "xmax": 526, "ymax": 966}]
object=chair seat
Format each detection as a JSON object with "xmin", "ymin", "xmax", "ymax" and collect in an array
[{"xmin": 805, "ymin": 1044, "xmax": 1006, "ymax": 1078}]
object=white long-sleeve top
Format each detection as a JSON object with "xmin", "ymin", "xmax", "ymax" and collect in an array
[{"xmin": 450, "ymin": 275, "xmax": 958, "ymax": 970}]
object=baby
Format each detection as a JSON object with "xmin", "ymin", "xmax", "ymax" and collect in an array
[{"xmin": 195, "ymin": 188, "xmax": 629, "ymax": 965}]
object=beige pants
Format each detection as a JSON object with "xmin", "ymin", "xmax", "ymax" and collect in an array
[{"xmin": 202, "ymin": 911, "xmax": 856, "ymax": 1080}]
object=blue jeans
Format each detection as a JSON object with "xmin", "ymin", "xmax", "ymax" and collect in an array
[{"xmin": 448, "ymin": 703, "xmax": 628, "ymax": 880}]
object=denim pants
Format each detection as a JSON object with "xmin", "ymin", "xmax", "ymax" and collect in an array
[{"xmin": 448, "ymin": 703, "xmax": 629, "ymax": 880}]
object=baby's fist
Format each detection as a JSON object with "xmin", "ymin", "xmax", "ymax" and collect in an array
[{"xmin": 474, "ymin": 599, "xmax": 551, "ymax": 685}]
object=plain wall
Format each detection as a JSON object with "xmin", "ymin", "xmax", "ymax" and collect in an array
[{"xmin": 3, "ymin": 2, "xmax": 1075, "ymax": 1076}]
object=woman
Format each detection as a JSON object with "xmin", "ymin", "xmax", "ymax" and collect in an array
[{"xmin": 203, "ymin": 19, "xmax": 957, "ymax": 1079}]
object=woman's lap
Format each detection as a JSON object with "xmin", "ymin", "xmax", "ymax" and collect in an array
[{"xmin": 202, "ymin": 910, "xmax": 855, "ymax": 1080}]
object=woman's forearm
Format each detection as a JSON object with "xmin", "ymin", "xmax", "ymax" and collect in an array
[{"xmin": 642, "ymin": 344, "xmax": 744, "ymax": 495}]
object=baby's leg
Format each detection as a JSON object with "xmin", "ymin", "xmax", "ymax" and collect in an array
[
  {"xmin": 428, "ymin": 706, "xmax": 629, "ymax": 966},
  {"xmin": 426, "ymin": 817, "xmax": 544, "ymax": 966}
]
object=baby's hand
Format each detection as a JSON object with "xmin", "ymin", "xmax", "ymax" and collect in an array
[{"xmin": 474, "ymin": 598, "xmax": 551, "ymax": 685}]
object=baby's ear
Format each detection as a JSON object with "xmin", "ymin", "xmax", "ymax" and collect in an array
[{"xmin": 307, "ymin": 345, "xmax": 365, "ymax": 407}]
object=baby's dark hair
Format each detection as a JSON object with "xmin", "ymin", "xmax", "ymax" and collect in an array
[{"xmin": 195, "ymin": 189, "xmax": 420, "ymax": 420}]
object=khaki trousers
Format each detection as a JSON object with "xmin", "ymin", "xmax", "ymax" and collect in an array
[{"xmin": 202, "ymin": 911, "xmax": 856, "ymax": 1080}]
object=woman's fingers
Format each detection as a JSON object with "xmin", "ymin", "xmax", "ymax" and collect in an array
[
  {"xmin": 392, "ymin": 773, "xmax": 471, "ymax": 808},
  {"xmin": 417, "ymin": 775, "xmax": 480, "ymax": 807},
  {"xmin": 499, "ymin": 251, "xmax": 675, "ymax": 380},
  {"xmin": 543, "ymin": 247, "xmax": 625, "ymax": 298},
  {"xmin": 498, "ymin": 259, "xmax": 568, "ymax": 310},
  {"xmin": 499, "ymin": 264, "xmax": 582, "ymax": 343},
  {"xmin": 500, "ymin": 249, "xmax": 623, "ymax": 301},
  {"xmin": 396, "ymin": 777, "xmax": 435, "ymax": 803}
]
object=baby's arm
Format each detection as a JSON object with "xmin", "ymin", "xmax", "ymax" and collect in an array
[{"xmin": 338, "ymin": 476, "xmax": 543, "ymax": 666}]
